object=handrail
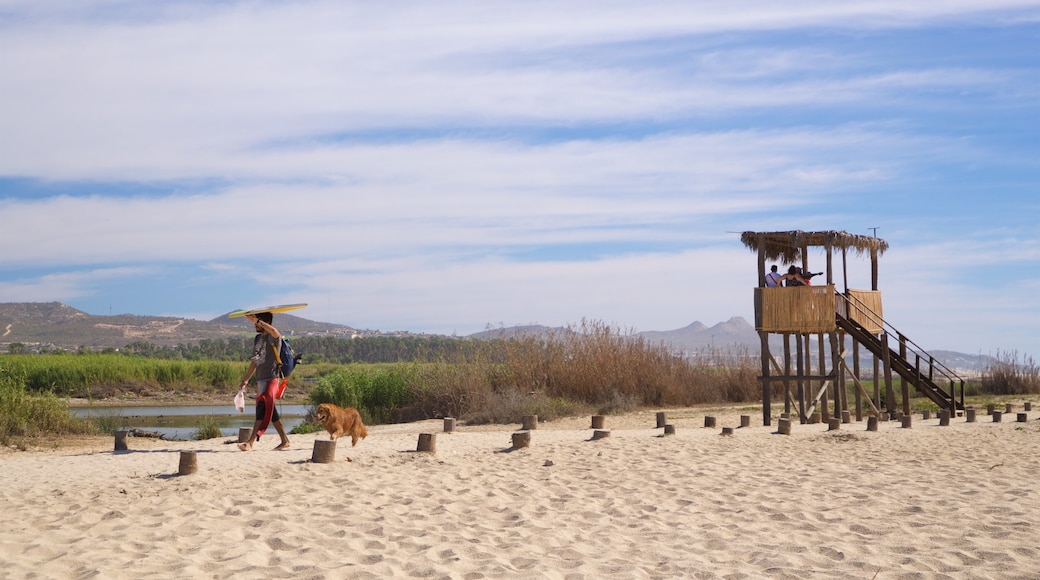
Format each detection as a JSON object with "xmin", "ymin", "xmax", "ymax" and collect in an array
[{"xmin": 837, "ymin": 289, "xmax": 966, "ymax": 389}]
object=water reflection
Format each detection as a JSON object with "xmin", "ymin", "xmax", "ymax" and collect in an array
[{"xmin": 69, "ymin": 404, "xmax": 312, "ymax": 441}]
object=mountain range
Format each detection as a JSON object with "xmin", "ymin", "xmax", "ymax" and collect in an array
[{"xmin": 0, "ymin": 302, "xmax": 993, "ymax": 373}]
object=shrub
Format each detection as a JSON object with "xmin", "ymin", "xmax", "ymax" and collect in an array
[
  {"xmin": 193, "ymin": 417, "xmax": 223, "ymax": 440},
  {"xmin": 982, "ymin": 350, "xmax": 1040, "ymax": 395}
]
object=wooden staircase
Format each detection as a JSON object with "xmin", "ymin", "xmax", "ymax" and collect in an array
[{"xmin": 835, "ymin": 291, "xmax": 965, "ymax": 414}]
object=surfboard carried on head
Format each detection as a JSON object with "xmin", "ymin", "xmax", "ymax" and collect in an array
[{"xmin": 227, "ymin": 303, "xmax": 308, "ymax": 318}]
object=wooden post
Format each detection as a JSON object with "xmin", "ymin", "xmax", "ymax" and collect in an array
[
  {"xmin": 591, "ymin": 415, "xmax": 605, "ymax": 429},
  {"xmin": 867, "ymin": 415, "xmax": 878, "ymax": 432},
  {"xmin": 922, "ymin": 410, "xmax": 931, "ymax": 420},
  {"xmin": 443, "ymin": 418, "xmax": 456, "ymax": 433},
  {"xmin": 1025, "ymin": 402, "xmax": 1033, "ymax": 412},
  {"xmin": 777, "ymin": 417, "xmax": 791, "ymax": 435},
  {"xmin": 740, "ymin": 415, "xmax": 751, "ymax": 428},
  {"xmin": 592, "ymin": 429, "xmax": 611, "ymax": 440},
  {"xmin": 178, "ymin": 451, "xmax": 198, "ymax": 475},
  {"xmin": 882, "ymin": 333, "xmax": 895, "ymax": 417},
  {"xmin": 704, "ymin": 416, "xmax": 716, "ymax": 428},
  {"xmin": 1006, "ymin": 403, "xmax": 1014, "ymax": 414},
  {"xmin": 901, "ymin": 415, "xmax": 912, "ymax": 429},
  {"xmin": 966, "ymin": 408, "xmax": 976, "ymax": 422},
  {"xmin": 986, "ymin": 404, "xmax": 995, "ymax": 415},
  {"xmin": 939, "ymin": 410, "xmax": 950, "ymax": 426},
  {"xmin": 238, "ymin": 427, "xmax": 252, "ymax": 443},
  {"xmin": 841, "ymin": 410, "xmax": 851, "ymax": 424},
  {"xmin": 992, "ymin": 411, "xmax": 1003, "ymax": 423},
  {"xmin": 828, "ymin": 418, "xmax": 840, "ymax": 431},
  {"xmin": 809, "ymin": 412, "xmax": 821, "ymax": 425},
  {"xmin": 655, "ymin": 411, "xmax": 667, "ymax": 428},
  {"xmin": 417, "ymin": 433, "xmax": 437, "ymax": 453},
  {"xmin": 511, "ymin": 431, "xmax": 531, "ymax": 449},
  {"xmin": 721, "ymin": 427, "xmax": 734, "ymax": 436},
  {"xmin": 1017, "ymin": 413, "xmax": 1027, "ymax": 423},
  {"xmin": 522, "ymin": 415, "xmax": 538, "ymax": 430},
  {"xmin": 311, "ymin": 439, "xmax": 336, "ymax": 463},
  {"xmin": 114, "ymin": 430, "xmax": 129, "ymax": 452},
  {"xmin": 760, "ymin": 330, "xmax": 772, "ymax": 427},
  {"xmin": 663, "ymin": 424, "xmax": 675, "ymax": 435}
]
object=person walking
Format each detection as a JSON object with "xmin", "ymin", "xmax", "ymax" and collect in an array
[{"xmin": 237, "ymin": 311, "xmax": 291, "ymax": 451}]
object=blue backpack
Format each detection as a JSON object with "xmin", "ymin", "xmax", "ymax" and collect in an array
[{"xmin": 273, "ymin": 338, "xmax": 301, "ymax": 377}]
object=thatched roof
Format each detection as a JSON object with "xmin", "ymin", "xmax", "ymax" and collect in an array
[{"xmin": 740, "ymin": 230, "xmax": 889, "ymax": 263}]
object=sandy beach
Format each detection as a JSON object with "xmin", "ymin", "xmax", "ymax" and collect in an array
[{"xmin": 2, "ymin": 406, "xmax": 1038, "ymax": 579}]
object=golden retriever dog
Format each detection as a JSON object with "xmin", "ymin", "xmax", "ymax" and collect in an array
[{"xmin": 315, "ymin": 403, "xmax": 368, "ymax": 447}]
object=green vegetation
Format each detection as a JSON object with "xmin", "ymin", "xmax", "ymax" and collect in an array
[
  {"xmin": 192, "ymin": 417, "xmax": 223, "ymax": 440},
  {"xmin": 0, "ymin": 363, "xmax": 97, "ymax": 446},
  {"xmin": 2, "ymin": 354, "xmax": 240, "ymax": 398}
]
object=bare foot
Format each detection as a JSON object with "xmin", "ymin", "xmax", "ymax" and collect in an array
[
  {"xmin": 274, "ymin": 442, "xmax": 290, "ymax": 450},
  {"xmin": 237, "ymin": 443, "xmax": 252, "ymax": 451}
]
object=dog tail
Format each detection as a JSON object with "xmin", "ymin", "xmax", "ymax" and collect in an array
[{"xmin": 357, "ymin": 421, "xmax": 368, "ymax": 440}]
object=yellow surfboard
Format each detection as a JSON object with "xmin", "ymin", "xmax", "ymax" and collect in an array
[{"xmin": 227, "ymin": 303, "xmax": 308, "ymax": 318}]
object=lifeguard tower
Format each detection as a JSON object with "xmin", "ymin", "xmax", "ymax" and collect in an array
[{"xmin": 742, "ymin": 230, "xmax": 965, "ymax": 426}]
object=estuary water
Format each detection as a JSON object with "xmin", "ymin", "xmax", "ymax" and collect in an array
[{"xmin": 69, "ymin": 403, "xmax": 311, "ymax": 440}]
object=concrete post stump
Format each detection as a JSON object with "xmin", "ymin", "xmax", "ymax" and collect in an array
[
  {"xmin": 511, "ymin": 430, "xmax": 531, "ymax": 449},
  {"xmin": 178, "ymin": 451, "xmax": 198, "ymax": 475},
  {"xmin": 867, "ymin": 416, "xmax": 878, "ymax": 432},
  {"xmin": 443, "ymin": 418, "xmax": 456, "ymax": 433},
  {"xmin": 522, "ymin": 415, "xmax": 538, "ymax": 430},
  {"xmin": 993, "ymin": 411, "xmax": 1003, "ymax": 423},
  {"xmin": 663, "ymin": 424, "xmax": 675, "ymax": 435},
  {"xmin": 591, "ymin": 415, "xmax": 605, "ymax": 429},
  {"xmin": 966, "ymin": 408, "xmax": 976, "ymax": 422},
  {"xmin": 721, "ymin": 427, "xmax": 734, "ymax": 436},
  {"xmin": 841, "ymin": 410, "xmax": 852, "ymax": 423},
  {"xmin": 312, "ymin": 439, "xmax": 336, "ymax": 463},
  {"xmin": 828, "ymin": 418, "xmax": 841, "ymax": 431},
  {"xmin": 939, "ymin": 410, "xmax": 950, "ymax": 426},
  {"xmin": 740, "ymin": 415, "xmax": 751, "ymax": 428},
  {"xmin": 238, "ymin": 427, "xmax": 252, "ymax": 443},
  {"xmin": 417, "ymin": 433, "xmax": 437, "ymax": 453},
  {"xmin": 114, "ymin": 430, "xmax": 129, "ymax": 452},
  {"xmin": 1025, "ymin": 402, "xmax": 1032, "ymax": 412},
  {"xmin": 592, "ymin": 429, "xmax": 611, "ymax": 440},
  {"xmin": 704, "ymin": 416, "xmax": 716, "ymax": 428},
  {"xmin": 778, "ymin": 417, "xmax": 792, "ymax": 435},
  {"xmin": 655, "ymin": 412, "xmax": 667, "ymax": 428},
  {"xmin": 1017, "ymin": 412, "xmax": 1028, "ymax": 423}
]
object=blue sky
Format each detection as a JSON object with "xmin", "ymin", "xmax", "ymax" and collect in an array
[{"xmin": 1, "ymin": 1, "xmax": 1037, "ymax": 357}]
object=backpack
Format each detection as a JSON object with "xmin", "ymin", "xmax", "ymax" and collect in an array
[{"xmin": 272, "ymin": 337, "xmax": 301, "ymax": 378}]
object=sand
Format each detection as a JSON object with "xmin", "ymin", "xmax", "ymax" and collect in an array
[{"xmin": 2, "ymin": 406, "xmax": 1038, "ymax": 579}]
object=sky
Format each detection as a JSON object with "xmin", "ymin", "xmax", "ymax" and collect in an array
[{"xmin": 0, "ymin": 1, "xmax": 1038, "ymax": 357}]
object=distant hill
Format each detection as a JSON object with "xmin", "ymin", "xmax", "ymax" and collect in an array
[
  {"xmin": 0, "ymin": 302, "xmax": 358, "ymax": 350},
  {"xmin": 0, "ymin": 302, "xmax": 994, "ymax": 373}
]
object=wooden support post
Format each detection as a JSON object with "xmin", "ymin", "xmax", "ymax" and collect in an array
[
  {"xmin": 882, "ymin": 333, "xmax": 895, "ymax": 417},
  {"xmin": 178, "ymin": 451, "xmax": 198, "ymax": 475},
  {"xmin": 867, "ymin": 416, "xmax": 878, "ymax": 432},
  {"xmin": 417, "ymin": 433, "xmax": 437, "ymax": 453},
  {"xmin": 663, "ymin": 424, "xmax": 675, "ymax": 435},
  {"xmin": 238, "ymin": 427, "xmax": 252, "ymax": 443},
  {"xmin": 592, "ymin": 429, "xmax": 611, "ymax": 440},
  {"xmin": 777, "ymin": 417, "xmax": 791, "ymax": 435},
  {"xmin": 591, "ymin": 415, "xmax": 605, "ymax": 429},
  {"xmin": 522, "ymin": 415, "xmax": 538, "ymax": 430},
  {"xmin": 760, "ymin": 330, "xmax": 772, "ymax": 427},
  {"xmin": 114, "ymin": 430, "xmax": 129, "ymax": 452},
  {"xmin": 655, "ymin": 411, "xmax": 667, "ymax": 428},
  {"xmin": 511, "ymin": 430, "xmax": 531, "ymax": 448},
  {"xmin": 443, "ymin": 418, "xmax": 456, "ymax": 433},
  {"xmin": 939, "ymin": 410, "xmax": 950, "ymax": 426},
  {"xmin": 311, "ymin": 439, "xmax": 336, "ymax": 463},
  {"xmin": 783, "ymin": 333, "xmax": 793, "ymax": 417},
  {"xmin": 704, "ymin": 416, "xmax": 716, "ymax": 428},
  {"xmin": 740, "ymin": 415, "xmax": 751, "ymax": 428}
]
